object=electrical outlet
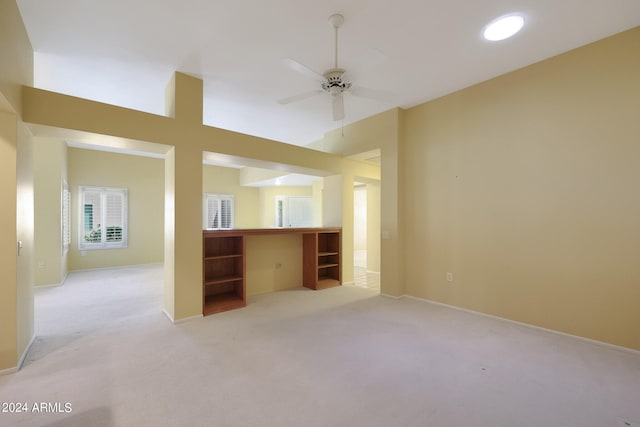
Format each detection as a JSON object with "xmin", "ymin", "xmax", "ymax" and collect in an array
[
  {"xmin": 446, "ymin": 272, "xmax": 453, "ymax": 282},
  {"xmin": 38, "ymin": 261, "xmax": 46, "ymax": 269}
]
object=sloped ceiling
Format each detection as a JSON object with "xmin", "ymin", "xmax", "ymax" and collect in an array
[{"xmin": 16, "ymin": 0, "xmax": 640, "ymax": 148}]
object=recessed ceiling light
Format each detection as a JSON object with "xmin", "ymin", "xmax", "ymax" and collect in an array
[{"xmin": 483, "ymin": 14, "xmax": 525, "ymax": 41}]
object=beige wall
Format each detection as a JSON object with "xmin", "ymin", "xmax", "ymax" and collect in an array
[
  {"xmin": 258, "ymin": 185, "xmax": 313, "ymax": 228},
  {"xmin": 163, "ymin": 148, "xmax": 176, "ymax": 320},
  {"xmin": 380, "ymin": 109, "xmax": 404, "ymax": 296},
  {"xmin": 0, "ymin": 111, "xmax": 20, "ymax": 371},
  {"xmin": 354, "ymin": 186, "xmax": 367, "ymax": 251},
  {"xmin": 239, "ymin": 167, "xmax": 285, "ymax": 186},
  {"xmin": 68, "ymin": 148, "xmax": 164, "ymax": 270},
  {"xmin": 322, "ymin": 175, "xmax": 343, "ymax": 227},
  {"xmin": 0, "ymin": 113, "xmax": 34, "ymax": 372},
  {"xmin": 402, "ymin": 27, "xmax": 640, "ymax": 350},
  {"xmin": 34, "ymin": 139, "xmax": 68, "ymax": 285},
  {"xmin": 203, "ymin": 165, "xmax": 259, "ymax": 228},
  {"xmin": 308, "ymin": 109, "xmax": 400, "ymax": 157},
  {"xmin": 0, "ymin": 0, "xmax": 33, "ymax": 115},
  {"xmin": 366, "ymin": 182, "xmax": 381, "ymax": 272},
  {"xmin": 16, "ymin": 121, "xmax": 34, "ymax": 369},
  {"xmin": 246, "ymin": 234, "xmax": 303, "ymax": 296},
  {"xmin": 312, "ymin": 180, "xmax": 323, "ymax": 227},
  {"xmin": 0, "ymin": 0, "xmax": 34, "ymax": 372}
]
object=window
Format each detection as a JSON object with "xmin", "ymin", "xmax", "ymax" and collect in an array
[
  {"xmin": 275, "ymin": 196, "xmax": 312, "ymax": 228},
  {"xmin": 62, "ymin": 180, "xmax": 71, "ymax": 254},
  {"xmin": 204, "ymin": 194, "xmax": 234, "ymax": 229},
  {"xmin": 79, "ymin": 186, "xmax": 128, "ymax": 250}
]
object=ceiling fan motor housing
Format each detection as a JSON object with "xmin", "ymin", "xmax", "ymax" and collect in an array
[{"xmin": 322, "ymin": 68, "xmax": 351, "ymax": 95}]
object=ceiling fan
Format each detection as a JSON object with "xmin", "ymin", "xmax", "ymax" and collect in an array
[{"xmin": 278, "ymin": 13, "xmax": 389, "ymax": 121}]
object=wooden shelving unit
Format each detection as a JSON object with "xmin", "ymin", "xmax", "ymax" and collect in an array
[
  {"xmin": 202, "ymin": 234, "xmax": 246, "ymax": 315},
  {"xmin": 303, "ymin": 230, "xmax": 342, "ymax": 290},
  {"xmin": 203, "ymin": 228, "xmax": 341, "ymax": 316}
]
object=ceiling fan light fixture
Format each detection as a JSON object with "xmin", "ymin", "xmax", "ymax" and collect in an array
[
  {"xmin": 329, "ymin": 86, "xmax": 342, "ymax": 96},
  {"xmin": 482, "ymin": 13, "xmax": 525, "ymax": 41}
]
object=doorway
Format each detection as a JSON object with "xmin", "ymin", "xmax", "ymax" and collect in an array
[{"xmin": 353, "ymin": 183, "xmax": 380, "ymax": 289}]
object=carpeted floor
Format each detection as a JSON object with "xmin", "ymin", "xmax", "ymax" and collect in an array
[{"xmin": 1, "ymin": 264, "xmax": 639, "ymax": 427}]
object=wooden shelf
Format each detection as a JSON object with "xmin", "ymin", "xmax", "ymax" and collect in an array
[
  {"xmin": 303, "ymin": 230, "xmax": 342, "ymax": 290},
  {"xmin": 203, "ymin": 234, "xmax": 245, "ymax": 316},
  {"xmin": 316, "ymin": 278, "xmax": 341, "ymax": 290},
  {"xmin": 318, "ymin": 263, "xmax": 339, "ymax": 269},
  {"xmin": 203, "ymin": 292, "xmax": 245, "ymax": 315},
  {"xmin": 204, "ymin": 275, "xmax": 243, "ymax": 286},
  {"xmin": 204, "ymin": 254, "xmax": 243, "ymax": 261}
]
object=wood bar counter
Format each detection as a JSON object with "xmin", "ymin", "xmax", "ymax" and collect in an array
[{"xmin": 202, "ymin": 228, "xmax": 341, "ymax": 316}]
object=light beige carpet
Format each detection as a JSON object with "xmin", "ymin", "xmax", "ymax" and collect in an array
[{"xmin": 1, "ymin": 264, "xmax": 639, "ymax": 427}]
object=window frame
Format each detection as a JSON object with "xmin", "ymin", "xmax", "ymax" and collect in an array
[{"xmin": 78, "ymin": 186, "xmax": 128, "ymax": 250}]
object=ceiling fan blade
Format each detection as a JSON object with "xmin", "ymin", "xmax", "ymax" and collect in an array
[
  {"xmin": 278, "ymin": 90, "xmax": 323, "ymax": 105},
  {"xmin": 332, "ymin": 93, "xmax": 345, "ymax": 121},
  {"xmin": 350, "ymin": 85, "xmax": 394, "ymax": 103},
  {"xmin": 283, "ymin": 58, "xmax": 325, "ymax": 82}
]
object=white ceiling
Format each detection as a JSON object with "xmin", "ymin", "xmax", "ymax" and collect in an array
[{"xmin": 16, "ymin": 0, "xmax": 640, "ymax": 148}]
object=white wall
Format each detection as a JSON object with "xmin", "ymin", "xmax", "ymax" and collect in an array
[{"xmin": 354, "ymin": 186, "xmax": 367, "ymax": 251}]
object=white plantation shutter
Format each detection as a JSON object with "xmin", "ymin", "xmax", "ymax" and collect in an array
[
  {"xmin": 220, "ymin": 199, "xmax": 232, "ymax": 228},
  {"xmin": 287, "ymin": 197, "xmax": 312, "ymax": 227},
  {"xmin": 206, "ymin": 197, "xmax": 219, "ymax": 228},
  {"xmin": 79, "ymin": 186, "xmax": 128, "ymax": 249},
  {"xmin": 275, "ymin": 196, "xmax": 312, "ymax": 227},
  {"xmin": 204, "ymin": 194, "xmax": 234, "ymax": 229},
  {"xmin": 82, "ymin": 189, "xmax": 102, "ymax": 243},
  {"xmin": 105, "ymin": 191, "xmax": 125, "ymax": 243},
  {"xmin": 62, "ymin": 181, "xmax": 71, "ymax": 253}
]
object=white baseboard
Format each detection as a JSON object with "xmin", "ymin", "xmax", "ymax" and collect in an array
[
  {"xmin": 162, "ymin": 309, "xmax": 202, "ymax": 324},
  {"xmin": 162, "ymin": 309, "xmax": 175, "ymax": 323},
  {"xmin": 403, "ymin": 294, "xmax": 640, "ymax": 357},
  {"xmin": 0, "ymin": 366, "xmax": 17, "ymax": 376},
  {"xmin": 35, "ymin": 283, "xmax": 62, "ymax": 288},
  {"xmin": 173, "ymin": 314, "xmax": 203, "ymax": 324},
  {"xmin": 71, "ymin": 262, "xmax": 163, "ymax": 274},
  {"xmin": 18, "ymin": 334, "xmax": 36, "ymax": 370},
  {"xmin": 379, "ymin": 292, "xmax": 402, "ymax": 300},
  {"xmin": 35, "ymin": 271, "xmax": 69, "ymax": 288}
]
